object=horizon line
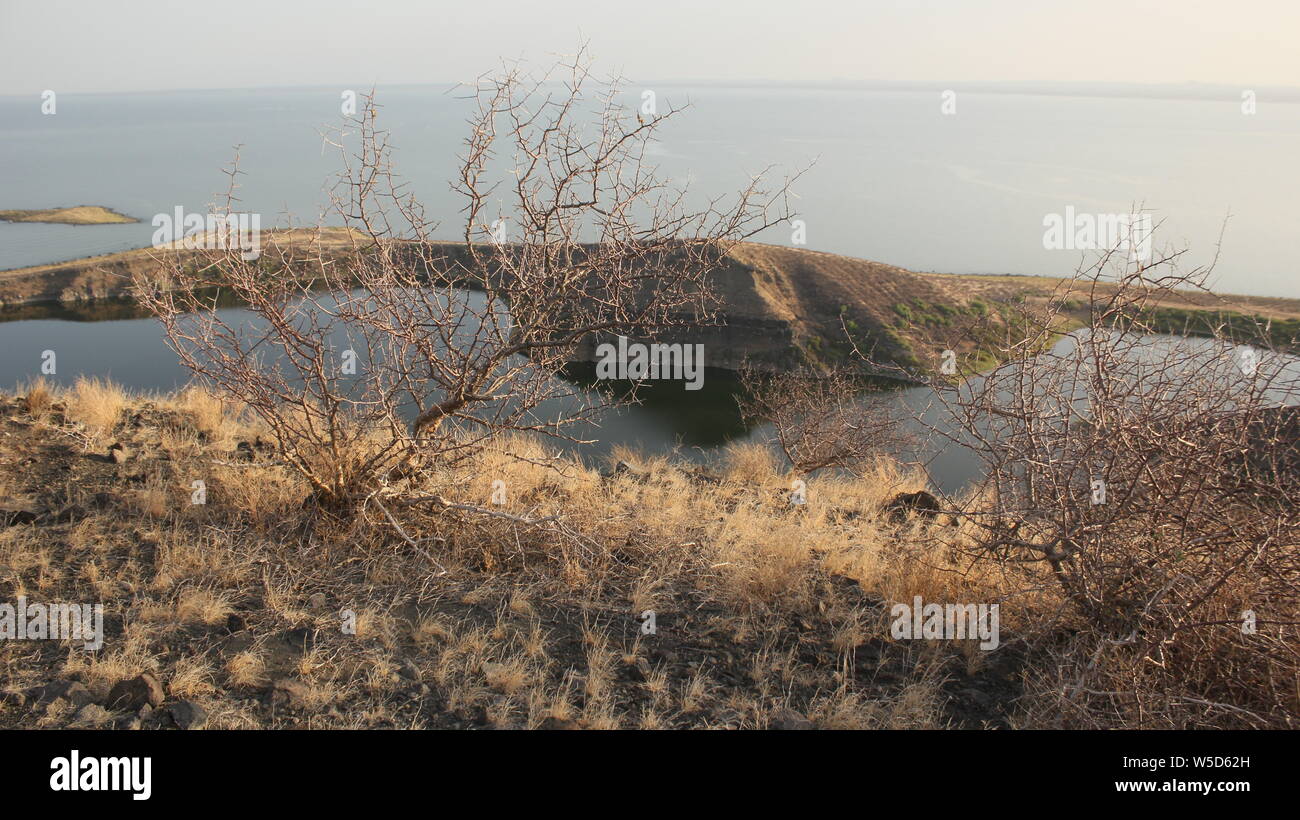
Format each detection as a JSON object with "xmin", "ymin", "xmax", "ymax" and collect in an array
[{"xmin": 3, "ymin": 78, "xmax": 1300, "ymax": 104}]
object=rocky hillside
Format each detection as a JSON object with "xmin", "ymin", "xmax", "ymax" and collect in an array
[
  {"xmin": 3, "ymin": 231, "xmax": 1297, "ymax": 375},
  {"xmin": 697, "ymin": 243, "xmax": 996, "ymax": 371},
  {"xmin": 0, "ymin": 233, "xmax": 1012, "ymax": 376}
]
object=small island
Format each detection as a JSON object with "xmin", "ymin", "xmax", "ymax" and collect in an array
[{"xmin": 0, "ymin": 205, "xmax": 137, "ymax": 225}]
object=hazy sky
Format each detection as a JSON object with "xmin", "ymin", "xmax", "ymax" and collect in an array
[{"xmin": 2, "ymin": 0, "xmax": 1298, "ymax": 95}]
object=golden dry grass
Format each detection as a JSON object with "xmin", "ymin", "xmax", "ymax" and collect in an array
[
  {"xmin": 63, "ymin": 377, "xmax": 127, "ymax": 441},
  {"xmin": 6, "ymin": 383, "xmax": 1272, "ymax": 730},
  {"xmin": 19, "ymin": 378, "xmax": 55, "ymax": 419}
]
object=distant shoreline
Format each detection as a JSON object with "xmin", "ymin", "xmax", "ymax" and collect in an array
[
  {"xmin": 3, "ymin": 80, "xmax": 1298, "ymax": 105},
  {"xmin": 0, "ymin": 205, "xmax": 138, "ymax": 226}
]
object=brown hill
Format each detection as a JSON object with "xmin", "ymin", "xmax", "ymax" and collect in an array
[{"xmin": 2, "ymin": 231, "xmax": 1297, "ymax": 374}]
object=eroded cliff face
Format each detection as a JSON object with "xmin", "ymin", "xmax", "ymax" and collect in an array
[
  {"xmin": 0, "ymin": 254, "xmax": 137, "ymax": 306},
  {"xmin": 567, "ymin": 248, "xmax": 804, "ymax": 371},
  {"xmin": 571, "ymin": 317, "xmax": 797, "ymax": 372},
  {"xmin": 570, "ymin": 243, "xmax": 970, "ymax": 372}
]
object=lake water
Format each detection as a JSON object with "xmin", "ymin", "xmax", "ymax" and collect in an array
[
  {"xmin": 2, "ymin": 85, "xmax": 1298, "ymax": 297},
  {"xmin": 0, "ymin": 295, "xmax": 990, "ymax": 491},
  {"xmin": 4, "ymin": 295, "xmax": 1298, "ymax": 497}
]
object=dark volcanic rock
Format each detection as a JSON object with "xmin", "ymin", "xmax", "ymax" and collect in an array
[
  {"xmin": 165, "ymin": 700, "xmax": 207, "ymax": 729},
  {"xmin": 884, "ymin": 490, "xmax": 942, "ymax": 521},
  {"xmin": 107, "ymin": 672, "xmax": 165, "ymax": 711},
  {"xmin": 29, "ymin": 680, "xmax": 94, "ymax": 709},
  {"xmin": 0, "ymin": 499, "xmax": 41, "ymax": 526}
]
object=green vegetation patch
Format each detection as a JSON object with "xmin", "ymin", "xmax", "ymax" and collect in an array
[{"xmin": 1138, "ymin": 307, "xmax": 1300, "ymax": 351}]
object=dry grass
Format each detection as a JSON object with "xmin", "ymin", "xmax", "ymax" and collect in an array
[
  {"xmin": 2, "ymin": 383, "xmax": 1283, "ymax": 730},
  {"xmin": 159, "ymin": 387, "xmax": 246, "ymax": 449},
  {"xmin": 63, "ymin": 377, "xmax": 127, "ymax": 442},
  {"xmin": 20, "ymin": 378, "xmax": 55, "ymax": 419}
]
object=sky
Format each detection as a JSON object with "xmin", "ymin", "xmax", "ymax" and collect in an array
[{"xmin": 2, "ymin": 0, "xmax": 1298, "ymax": 95}]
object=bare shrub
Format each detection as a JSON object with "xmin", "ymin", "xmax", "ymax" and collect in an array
[
  {"xmin": 870, "ymin": 234, "xmax": 1300, "ymax": 727},
  {"xmin": 137, "ymin": 49, "xmax": 795, "ymax": 511},
  {"xmin": 736, "ymin": 365, "xmax": 905, "ymax": 476}
]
